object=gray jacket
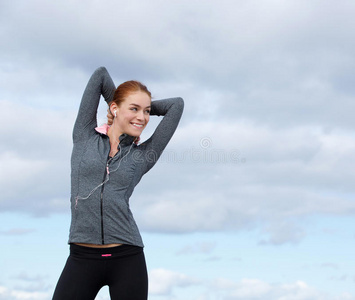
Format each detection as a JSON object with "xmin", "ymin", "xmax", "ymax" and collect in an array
[{"xmin": 68, "ymin": 67, "xmax": 184, "ymax": 247}]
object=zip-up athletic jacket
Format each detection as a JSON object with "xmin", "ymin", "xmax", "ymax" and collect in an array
[{"xmin": 68, "ymin": 67, "xmax": 184, "ymax": 247}]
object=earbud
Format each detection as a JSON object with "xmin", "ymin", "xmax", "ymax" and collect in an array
[{"xmin": 114, "ymin": 110, "xmax": 117, "ymax": 117}]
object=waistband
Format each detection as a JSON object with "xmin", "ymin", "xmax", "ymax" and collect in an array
[{"xmin": 69, "ymin": 243, "xmax": 143, "ymax": 260}]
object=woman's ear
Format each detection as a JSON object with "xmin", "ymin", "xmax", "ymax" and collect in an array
[{"xmin": 110, "ymin": 103, "xmax": 119, "ymax": 117}]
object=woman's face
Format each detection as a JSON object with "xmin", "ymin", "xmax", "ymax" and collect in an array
[{"xmin": 113, "ymin": 91, "xmax": 151, "ymax": 137}]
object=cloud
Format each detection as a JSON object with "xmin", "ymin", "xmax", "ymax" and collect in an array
[
  {"xmin": 2, "ymin": 0, "xmax": 355, "ymax": 100},
  {"xmin": 176, "ymin": 241, "xmax": 217, "ymax": 255},
  {"xmin": 149, "ymin": 268, "xmax": 200, "ymax": 296},
  {"xmin": 0, "ymin": 100, "xmax": 73, "ymax": 215},
  {"xmin": 2, "ymin": 0, "xmax": 355, "ymax": 121},
  {"xmin": 12, "ymin": 272, "xmax": 47, "ymax": 283},
  {"xmin": 0, "ymin": 228, "xmax": 35, "ymax": 236},
  {"xmin": 147, "ymin": 268, "xmax": 355, "ymax": 300},
  {"xmin": 1, "ymin": 0, "xmax": 355, "ymax": 245},
  {"xmin": 2, "ymin": 272, "xmax": 53, "ymax": 298},
  {"xmin": 321, "ymin": 263, "xmax": 339, "ymax": 270},
  {"xmin": 134, "ymin": 121, "xmax": 355, "ymax": 243},
  {"xmin": 2, "ymin": 92, "xmax": 355, "ymax": 244},
  {"xmin": 258, "ymin": 220, "xmax": 306, "ymax": 245},
  {"xmin": 1, "ymin": 1, "xmax": 355, "ymax": 299},
  {"xmin": 0, "ymin": 286, "xmax": 49, "ymax": 300}
]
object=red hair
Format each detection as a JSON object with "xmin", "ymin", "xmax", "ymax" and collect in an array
[{"xmin": 111, "ymin": 80, "xmax": 151, "ymax": 107}]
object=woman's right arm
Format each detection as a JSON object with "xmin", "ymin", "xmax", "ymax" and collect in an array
[{"xmin": 73, "ymin": 67, "xmax": 115, "ymax": 142}]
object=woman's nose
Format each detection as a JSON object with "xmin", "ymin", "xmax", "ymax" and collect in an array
[{"xmin": 137, "ymin": 111, "xmax": 144, "ymax": 120}]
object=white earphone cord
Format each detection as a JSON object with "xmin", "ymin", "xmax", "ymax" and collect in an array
[{"xmin": 74, "ymin": 142, "xmax": 134, "ymax": 209}]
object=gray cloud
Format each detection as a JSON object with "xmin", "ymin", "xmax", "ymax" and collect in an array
[
  {"xmin": 131, "ymin": 121, "xmax": 355, "ymax": 243},
  {"xmin": 0, "ymin": 101, "xmax": 72, "ymax": 215},
  {"xmin": 1, "ymin": 0, "xmax": 355, "ymax": 244},
  {"xmin": 1, "ymin": 99, "xmax": 355, "ymax": 243},
  {"xmin": 176, "ymin": 241, "xmax": 217, "ymax": 255}
]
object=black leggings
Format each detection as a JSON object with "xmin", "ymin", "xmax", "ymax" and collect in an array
[{"xmin": 52, "ymin": 244, "xmax": 148, "ymax": 300}]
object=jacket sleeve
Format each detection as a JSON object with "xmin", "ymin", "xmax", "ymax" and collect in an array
[
  {"xmin": 142, "ymin": 97, "xmax": 184, "ymax": 173},
  {"xmin": 72, "ymin": 67, "xmax": 115, "ymax": 142}
]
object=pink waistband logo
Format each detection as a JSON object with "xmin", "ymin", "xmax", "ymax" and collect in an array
[{"xmin": 102, "ymin": 254, "xmax": 112, "ymax": 257}]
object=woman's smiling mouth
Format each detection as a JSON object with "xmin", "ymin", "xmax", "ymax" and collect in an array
[{"xmin": 132, "ymin": 123, "xmax": 144, "ymax": 128}]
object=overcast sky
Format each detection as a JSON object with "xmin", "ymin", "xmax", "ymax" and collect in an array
[{"xmin": 1, "ymin": 0, "xmax": 355, "ymax": 299}]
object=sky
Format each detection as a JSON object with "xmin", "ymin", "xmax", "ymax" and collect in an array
[{"xmin": 1, "ymin": 0, "xmax": 355, "ymax": 299}]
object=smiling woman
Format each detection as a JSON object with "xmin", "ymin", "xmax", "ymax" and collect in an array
[
  {"xmin": 52, "ymin": 67, "xmax": 184, "ymax": 300},
  {"xmin": 108, "ymin": 86, "xmax": 152, "ymax": 155}
]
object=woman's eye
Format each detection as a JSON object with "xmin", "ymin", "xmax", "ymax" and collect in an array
[
  {"xmin": 130, "ymin": 107, "xmax": 137, "ymax": 111},
  {"xmin": 145, "ymin": 110, "xmax": 151, "ymax": 114}
]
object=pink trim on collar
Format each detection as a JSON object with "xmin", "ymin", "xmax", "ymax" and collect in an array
[{"xmin": 95, "ymin": 124, "xmax": 110, "ymax": 135}]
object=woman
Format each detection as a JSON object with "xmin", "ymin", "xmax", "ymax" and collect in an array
[{"xmin": 52, "ymin": 67, "xmax": 184, "ymax": 300}]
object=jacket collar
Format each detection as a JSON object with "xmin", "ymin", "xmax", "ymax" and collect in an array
[{"xmin": 95, "ymin": 124, "xmax": 137, "ymax": 145}]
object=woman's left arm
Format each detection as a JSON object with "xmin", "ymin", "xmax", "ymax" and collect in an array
[{"xmin": 142, "ymin": 97, "xmax": 184, "ymax": 172}]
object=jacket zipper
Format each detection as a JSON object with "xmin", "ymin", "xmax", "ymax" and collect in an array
[
  {"xmin": 101, "ymin": 141, "xmax": 121, "ymax": 245},
  {"xmin": 100, "ymin": 166, "xmax": 107, "ymax": 245},
  {"xmin": 100, "ymin": 156, "xmax": 112, "ymax": 245}
]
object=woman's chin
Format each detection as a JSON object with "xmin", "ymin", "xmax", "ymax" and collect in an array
[{"xmin": 127, "ymin": 129, "xmax": 144, "ymax": 137}]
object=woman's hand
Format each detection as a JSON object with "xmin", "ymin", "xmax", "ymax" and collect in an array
[{"xmin": 107, "ymin": 109, "xmax": 114, "ymax": 125}]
